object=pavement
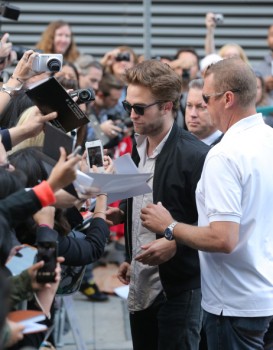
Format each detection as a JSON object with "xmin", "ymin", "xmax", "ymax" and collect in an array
[{"xmin": 54, "ymin": 267, "xmax": 133, "ymax": 350}]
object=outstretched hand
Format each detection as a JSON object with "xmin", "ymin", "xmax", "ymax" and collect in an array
[
  {"xmin": 47, "ymin": 147, "xmax": 81, "ymax": 192},
  {"xmin": 12, "ymin": 50, "xmax": 42, "ymax": 82}
]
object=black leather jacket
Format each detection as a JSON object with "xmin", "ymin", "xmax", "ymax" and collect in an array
[{"xmin": 123, "ymin": 123, "xmax": 209, "ymax": 298}]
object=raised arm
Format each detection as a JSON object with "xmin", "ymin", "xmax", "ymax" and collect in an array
[{"xmin": 205, "ymin": 12, "xmax": 216, "ymax": 55}]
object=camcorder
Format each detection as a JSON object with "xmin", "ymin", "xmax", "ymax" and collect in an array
[
  {"xmin": 36, "ymin": 240, "xmax": 58, "ymax": 283},
  {"xmin": 116, "ymin": 52, "xmax": 130, "ymax": 62},
  {"xmin": 69, "ymin": 88, "xmax": 95, "ymax": 104},
  {"xmin": 32, "ymin": 53, "xmax": 63, "ymax": 73}
]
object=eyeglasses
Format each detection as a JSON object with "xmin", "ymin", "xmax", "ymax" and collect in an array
[
  {"xmin": 202, "ymin": 89, "xmax": 240, "ymax": 104},
  {"xmin": 122, "ymin": 100, "xmax": 163, "ymax": 116}
]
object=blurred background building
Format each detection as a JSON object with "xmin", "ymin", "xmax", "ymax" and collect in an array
[{"xmin": 0, "ymin": 0, "xmax": 272, "ymax": 66}]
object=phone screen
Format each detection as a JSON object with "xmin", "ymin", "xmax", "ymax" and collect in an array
[
  {"xmin": 36, "ymin": 241, "xmax": 57, "ymax": 283},
  {"xmin": 87, "ymin": 146, "xmax": 103, "ymax": 167}
]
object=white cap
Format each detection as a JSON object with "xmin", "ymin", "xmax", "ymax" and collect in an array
[{"xmin": 200, "ymin": 53, "xmax": 223, "ymax": 72}]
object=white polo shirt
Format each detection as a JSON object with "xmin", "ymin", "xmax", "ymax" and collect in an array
[{"xmin": 196, "ymin": 114, "xmax": 273, "ymax": 317}]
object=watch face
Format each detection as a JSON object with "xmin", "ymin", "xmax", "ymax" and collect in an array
[{"xmin": 164, "ymin": 227, "xmax": 173, "ymax": 240}]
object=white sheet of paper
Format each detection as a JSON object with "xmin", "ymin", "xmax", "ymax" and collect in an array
[
  {"xmin": 73, "ymin": 154, "xmax": 152, "ymax": 203},
  {"xmin": 113, "ymin": 153, "xmax": 139, "ymax": 174},
  {"xmin": 22, "ymin": 320, "xmax": 47, "ymax": 334},
  {"xmin": 114, "ymin": 285, "xmax": 129, "ymax": 299}
]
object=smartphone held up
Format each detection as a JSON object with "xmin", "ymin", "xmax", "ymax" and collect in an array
[
  {"xmin": 85, "ymin": 140, "xmax": 104, "ymax": 172},
  {"xmin": 36, "ymin": 241, "xmax": 58, "ymax": 283}
]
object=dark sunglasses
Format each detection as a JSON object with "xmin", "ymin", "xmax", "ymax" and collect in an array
[
  {"xmin": 122, "ymin": 100, "xmax": 163, "ymax": 116},
  {"xmin": 202, "ymin": 89, "xmax": 240, "ymax": 104}
]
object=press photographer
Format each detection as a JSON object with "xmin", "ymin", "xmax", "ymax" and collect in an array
[{"xmin": 86, "ymin": 72, "xmax": 127, "ymax": 148}]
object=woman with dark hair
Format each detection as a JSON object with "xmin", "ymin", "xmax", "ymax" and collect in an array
[
  {"xmin": 0, "ymin": 168, "xmax": 63, "ymax": 350},
  {"xmin": 0, "ymin": 90, "xmax": 34, "ymax": 129},
  {"xmin": 0, "ymin": 168, "xmax": 26, "ymax": 266},
  {"xmin": 9, "ymin": 147, "xmax": 110, "ymax": 265},
  {"xmin": 4, "ymin": 147, "xmax": 109, "ymax": 348}
]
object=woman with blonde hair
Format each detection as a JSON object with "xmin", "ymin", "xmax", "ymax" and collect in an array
[
  {"xmin": 218, "ymin": 43, "xmax": 249, "ymax": 63},
  {"xmin": 36, "ymin": 20, "xmax": 80, "ymax": 63},
  {"xmin": 8, "ymin": 106, "xmax": 45, "ymax": 155}
]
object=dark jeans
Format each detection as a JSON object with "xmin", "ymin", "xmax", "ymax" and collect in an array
[
  {"xmin": 129, "ymin": 289, "xmax": 202, "ymax": 350},
  {"xmin": 203, "ymin": 310, "xmax": 273, "ymax": 350}
]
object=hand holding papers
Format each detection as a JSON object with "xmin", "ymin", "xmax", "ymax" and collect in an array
[
  {"xmin": 73, "ymin": 154, "xmax": 152, "ymax": 204},
  {"xmin": 8, "ymin": 310, "xmax": 47, "ymax": 334}
]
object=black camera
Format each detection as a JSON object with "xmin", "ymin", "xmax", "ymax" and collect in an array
[
  {"xmin": 12, "ymin": 45, "xmax": 29, "ymax": 61},
  {"xmin": 36, "ymin": 241, "xmax": 58, "ymax": 283},
  {"xmin": 108, "ymin": 114, "xmax": 133, "ymax": 142},
  {"xmin": 116, "ymin": 52, "xmax": 130, "ymax": 62},
  {"xmin": 12, "ymin": 46, "xmax": 43, "ymax": 62},
  {"xmin": 69, "ymin": 88, "xmax": 95, "ymax": 104},
  {"xmin": 0, "ymin": 3, "xmax": 20, "ymax": 21},
  {"xmin": 182, "ymin": 68, "xmax": 190, "ymax": 81}
]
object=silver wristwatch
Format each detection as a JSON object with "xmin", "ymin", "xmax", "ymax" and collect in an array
[{"xmin": 164, "ymin": 221, "xmax": 178, "ymax": 241}]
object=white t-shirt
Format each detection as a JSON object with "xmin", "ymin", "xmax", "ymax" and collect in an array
[{"xmin": 197, "ymin": 114, "xmax": 273, "ymax": 317}]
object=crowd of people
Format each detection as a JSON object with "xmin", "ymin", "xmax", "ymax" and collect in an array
[{"xmin": 0, "ymin": 11, "xmax": 272, "ymax": 350}]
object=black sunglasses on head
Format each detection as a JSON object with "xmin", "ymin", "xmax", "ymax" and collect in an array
[{"xmin": 122, "ymin": 100, "xmax": 164, "ymax": 116}]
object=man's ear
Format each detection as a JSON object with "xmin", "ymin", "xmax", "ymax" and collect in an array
[
  {"xmin": 225, "ymin": 91, "xmax": 235, "ymax": 108},
  {"xmin": 163, "ymin": 101, "xmax": 173, "ymax": 112}
]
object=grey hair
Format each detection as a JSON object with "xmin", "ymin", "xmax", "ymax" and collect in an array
[{"xmin": 188, "ymin": 78, "xmax": 204, "ymax": 90}]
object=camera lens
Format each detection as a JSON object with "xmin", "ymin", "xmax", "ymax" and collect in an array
[
  {"xmin": 78, "ymin": 89, "xmax": 91, "ymax": 101},
  {"xmin": 47, "ymin": 58, "xmax": 62, "ymax": 72},
  {"xmin": 69, "ymin": 88, "xmax": 95, "ymax": 104},
  {"xmin": 77, "ymin": 88, "xmax": 95, "ymax": 104}
]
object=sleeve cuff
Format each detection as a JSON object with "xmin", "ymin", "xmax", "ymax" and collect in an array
[{"xmin": 32, "ymin": 181, "xmax": 56, "ymax": 207}]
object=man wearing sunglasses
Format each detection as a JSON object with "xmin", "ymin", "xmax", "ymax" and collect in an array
[
  {"xmin": 107, "ymin": 59, "xmax": 209, "ymax": 350},
  {"xmin": 140, "ymin": 57, "xmax": 273, "ymax": 350}
]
